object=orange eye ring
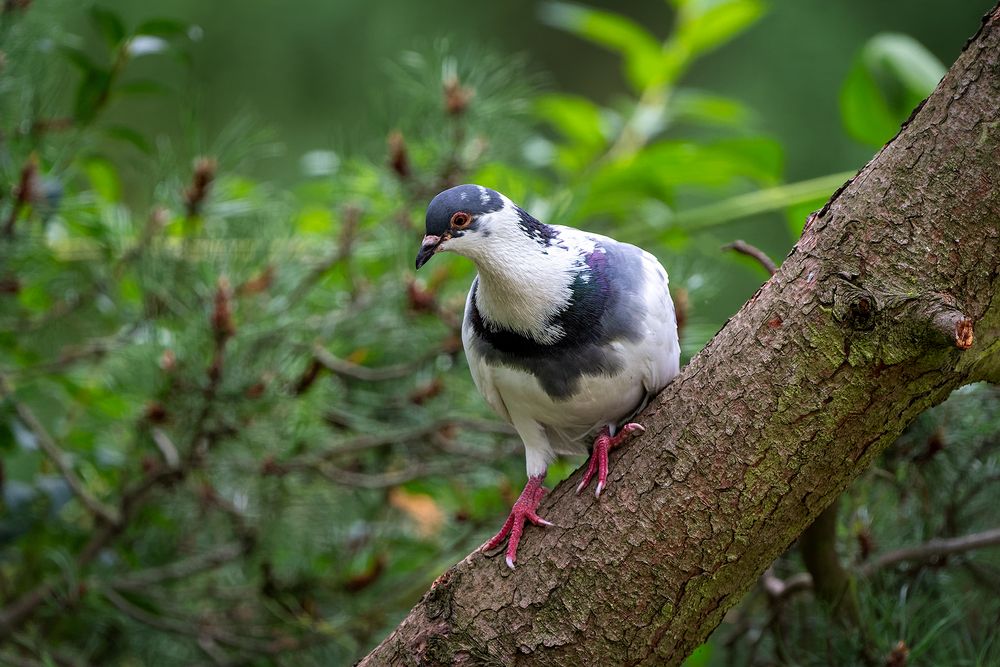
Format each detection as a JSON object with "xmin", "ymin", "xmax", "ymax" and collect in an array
[{"xmin": 450, "ymin": 211, "xmax": 472, "ymax": 228}]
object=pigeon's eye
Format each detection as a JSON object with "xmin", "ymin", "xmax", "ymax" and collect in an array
[{"xmin": 451, "ymin": 212, "xmax": 472, "ymax": 229}]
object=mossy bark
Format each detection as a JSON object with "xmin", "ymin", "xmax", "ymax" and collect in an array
[{"xmin": 361, "ymin": 5, "xmax": 1000, "ymax": 665}]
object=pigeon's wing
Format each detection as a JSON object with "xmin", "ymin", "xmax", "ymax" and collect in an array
[
  {"xmin": 633, "ymin": 247, "xmax": 681, "ymax": 398},
  {"xmin": 461, "ymin": 278, "xmax": 511, "ymax": 423},
  {"xmin": 616, "ymin": 259, "xmax": 677, "ymax": 435},
  {"xmin": 554, "ymin": 226, "xmax": 681, "ymax": 427}
]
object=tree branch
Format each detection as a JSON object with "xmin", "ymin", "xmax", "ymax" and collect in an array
[
  {"xmin": 311, "ymin": 344, "xmax": 428, "ymax": 382},
  {"xmin": 110, "ymin": 542, "xmax": 248, "ymax": 591},
  {"xmin": 799, "ymin": 498, "xmax": 860, "ymax": 625},
  {"xmin": 102, "ymin": 589, "xmax": 273, "ymax": 655},
  {"xmin": 723, "ymin": 240, "xmax": 777, "ymax": 276},
  {"xmin": 0, "ymin": 373, "xmax": 121, "ymax": 526},
  {"xmin": 360, "ymin": 5, "xmax": 1000, "ymax": 664},
  {"xmin": 858, "ymin": 526, "xmax": 1000, "ymax": 577},
  {"xmin": 753, "ymin": 525, "xmax": 1000, "ymax": 603}
]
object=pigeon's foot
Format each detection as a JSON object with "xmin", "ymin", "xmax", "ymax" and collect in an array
[
  {"xmin": 482, "ymin": 474, "xmax": 552, "ymax": 569},
  {"xmin": 576, "ymin": 423, "xmax": 645, "ymax": 497}
]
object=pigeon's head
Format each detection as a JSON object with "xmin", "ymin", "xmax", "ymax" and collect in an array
[{"xmin": 416, "ymin": 184, "xmax": 526, "ymax": 269}]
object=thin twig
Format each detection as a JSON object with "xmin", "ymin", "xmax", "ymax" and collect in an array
[
  {"xmin": 196, "ymin": 635, "xmax": 233, "ymax": 667},
  {"xmin": 723, "ymin": 240, "xmax": 777, "ymax": 276},
  {"xmin": 0, "ymin": 373, "xmax": 120, "ymax": 525},
  {"xmin": 102, "ymin": 589, "xmax": 273, "ymax": 654},
  {"xmin": 311, "ymin": 344, "xmax": 426, "ymax": 382},
  {"xmin": 267, "ymin": 419, "xmax": 518, "ymax": 489},
  {"xmin": 111, "ymin": 542, "xmax": 247, "ymax": 591},
  {"xmin": 859, "ymin": 526, "xmax": 1000, "ymax": 576},
  {"xmin": 2, "ymin": 325, "xmax": 137, "ymax": 378},
  {"xmin": 754, "ymin": 526, "xmax": 1000, "ymax": 604},
  {"xmin": 316, "ymin": 418, "xmax": 513, "ymax": 457},
  {"xmin": 2, "ymin": 156, "xmax": 37, "ymax": 239},
  {"xmin": 264, "ymin": 418, "xmax": 516, "ymax": 482},
  {"xmin": 290, "ymin": 459, "xmax": 494, "ymax": 489},
  {"xmin": 151, "ymin": 428, "xmax": 181, "ymax": 469},
  {"xmin": 760, "ymin": 569, "xmax": 812, "ymax": 602}
]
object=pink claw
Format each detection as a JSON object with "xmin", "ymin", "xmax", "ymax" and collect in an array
[
  {"xmin": 576, "ymin": 423, "xmax": 645, "ymax": 497},
  {"xmin": 482, "ymin": 475, "xmax": 551, "ymax": 569}
]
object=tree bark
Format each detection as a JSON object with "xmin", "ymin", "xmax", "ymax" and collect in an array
[{"xmin": 361, "ymin": 6, "xmax": 1000, "ymax": 665}]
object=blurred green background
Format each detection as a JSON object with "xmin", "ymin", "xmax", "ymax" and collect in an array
[
  {"xmin": 99, "ymin": 0, "xmax": 984, "ymax": 178},
  {"xmin": 2, "ymin": 1, "xmax": 999, "ymax": 665}
]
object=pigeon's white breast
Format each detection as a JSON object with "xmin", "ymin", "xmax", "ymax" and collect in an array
[{"xmin": 492, "ymin": 348, "xmax": 646, "ymax": 449}]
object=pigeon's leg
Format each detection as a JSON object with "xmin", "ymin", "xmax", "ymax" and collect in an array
[
  {"xmin": 482, "ymin": 474, "xmax": 552, "ymax": 569},
  {"xmin": 576, "ymin": 423, "xmax": 646, "ymax": 497}
]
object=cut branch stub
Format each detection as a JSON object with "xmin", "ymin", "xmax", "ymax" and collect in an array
[
  {"xmin": 933, "ymin": 309, "xmax": 974, "ymax": 350},
  {"xmin": 902, "ymin": 293, "xmax": 975, "ymax": 351}
]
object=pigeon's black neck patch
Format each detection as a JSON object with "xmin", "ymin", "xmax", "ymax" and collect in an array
[
  {"xmin": 470, "ymin": 275, "xmax": 606, "ymax": 357},
  {"xmin": 515, "ymin": 207, "xmax": 558, "ymax": 247},
  {"xmin": 425, "ymin": 185, "xmax": 503, "ymax": 237}
]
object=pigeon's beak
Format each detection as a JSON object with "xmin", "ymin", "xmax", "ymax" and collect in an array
[{"xmin": 415, "ymin": 234, "xmax": 443, "ymax": 270}]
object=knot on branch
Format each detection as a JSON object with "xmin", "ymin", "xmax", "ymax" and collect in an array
[
  {"xmin": 846, "ymin": 295, "xmax": 877, "ymax": 331},
  {"xmin": 832, "ymin": 276, "xmax": 879, "ymax": 332}
]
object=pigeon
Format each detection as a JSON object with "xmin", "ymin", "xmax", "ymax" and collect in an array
[{"xmin": 415, "ymin": 184, "xmax": 680, "ymax": 568}]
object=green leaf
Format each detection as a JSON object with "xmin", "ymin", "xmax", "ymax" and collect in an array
[
  {"xmin": 59, "ymin": 46, "xmax": 100, "ymax": 73},
  {"xmin": 116, "ymin": 79, "xmax": 170, "ymax": 97},
  {"xmin": 104, "ymin": 125, "xmax": 153, "ymax": 154},
  {"xmin": 679, "ymin": 0, "xmax": 764, "ymax": 57},
  {"xmin": 540, "ymin": 2, "xmax": 663, "ymax": 91},
  {"xmin": 118, "ymin": 275, "xmax": 143, "ymax": 306},
  {"xmin": 785, "ymin": 196, "xmax": 827, "ymax": 237},
  {"xmin": 635, "ymin": 137, "xmax": 782, "ymax": 188},
  {"xmin": 660, "ymin": 0, "xmax": 765, "ymax": 83},
  {"xmin": 17, "ymin": 283, "xmax": 54, "ymax": 311},
  {"xmin": 83, "ymin": 156, "xmax": 122, "ymax": 202},
  {"xmin": 709, "ymin": 136, "xmax": 784, "ymax": 185},
  {"xmin": 577, "ymin": 137, "xmax": 782, "ymax": 219},
  {"xmin": 89, "ymin": 6, "xmax": 126, "ymax": 49},
  {"xmin": 297, "ymin": 205, "xmax": 334, "ymax": 234},
  {"xmin": 469, "ymin": 163, "xmax": 549, "ymax": 207},
  {"xmin": 535, "ymin": 94, "xmax": 608, "ymax": 169},
  {"xmin": 73, "ymin": 68, "xmax": 112, "ymax": 123},
  {"xmin": 670, "ymin": 89, "xmax": 751, "ymax": 128},
  {"xmin": 536, "ymin": 94, "xmax": 605, "ymax": 145},
  {"xmin": 619, "ymin": 171, "xmax": 854, "ymax": 241},
  {"xmin": 135, "ymin": 18, "xmax": 190, "ymax": 39},
  {"xmin": 840, "ymin": 33, "xmax": 945, "ymax": 147}
]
